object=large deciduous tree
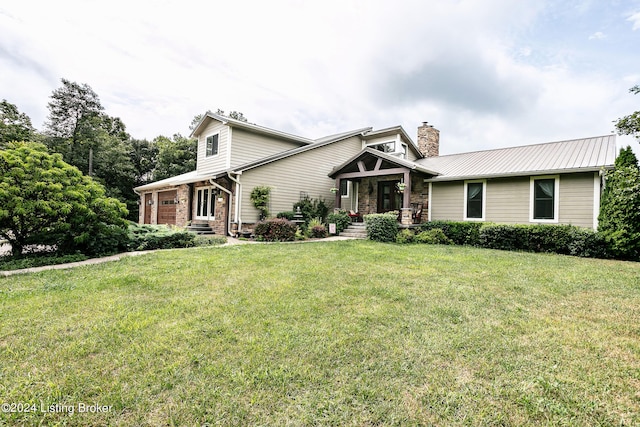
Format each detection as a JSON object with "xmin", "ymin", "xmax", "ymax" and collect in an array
[
  {"xmin": 0, "ymin": 100, "xmax": 36, "ymax": 148},
  {"xmin": 153, "ymin": 133, "xmax": 197, "ymax": 181},
  {"xmin": 615, "ymin": 85, "xmax": 640, "ymax": 143},
  {"xmin": 0, "ymin": 142, "xmax": 129, "ymax": 257}
]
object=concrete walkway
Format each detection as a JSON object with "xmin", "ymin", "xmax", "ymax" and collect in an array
[{"xmin": 0, "ymin": 235, "xmax": 357, "ymax": 277}]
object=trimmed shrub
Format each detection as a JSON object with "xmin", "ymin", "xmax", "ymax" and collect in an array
[
  {"xmin": 128, "ymin": 224, "xmax": 196, "ymax": 251},
  {"xmin": 253, "ymin": 218, "xmax": 297, "ymax": 242},
  {"xmin": 364, "ymin": 213, "xmax": 398, "ymax": 242},
  {"xmin": 293, "ymin": 196, "xmax": 329, "ymax": 224},
  {"xmin": 396, "ymin": 229, "xmax": 415, "ymax": 244},
  {"xmin": 420, "ymin": 221, "xmax": 482, "ymax": 245},
  {"xmin": 415, "ymin": 229, "xmax": 453, "ymax": 245},
  {"xmin": 326, "ymin": 211, "xmax": 351, "ymax": 234},
  {"xmin": 310, "ymin": 225, "xmax": 328, "ymax": 238}
]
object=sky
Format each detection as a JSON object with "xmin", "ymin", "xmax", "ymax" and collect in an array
[{"xmin": 1, "ymin": 0, "xmax": 639, "ymax": 155}]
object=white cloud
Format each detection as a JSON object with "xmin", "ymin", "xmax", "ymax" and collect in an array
[
  {"xmin": 588, "ymin": 31, "xmax": 606, "ymax": 39},
  {"xmin": 628, "ymin": 11, "xmax": 640, "ymax": 30}
]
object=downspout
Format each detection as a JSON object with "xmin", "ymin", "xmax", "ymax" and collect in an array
[
  {"xmin": 226, "ymin": 172, "xmax": 242, "ymax": 233},
  {"xmin": 209, "ymin": 178, "xmax": 234, "ymax": 237}
]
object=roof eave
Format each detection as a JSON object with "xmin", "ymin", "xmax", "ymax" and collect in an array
[{"xmin": 424, "ymin": 166, "xmax": 613, "ymax": 182}]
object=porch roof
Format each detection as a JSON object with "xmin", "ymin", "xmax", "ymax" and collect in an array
[
  {"xmin": 328, "ymin": 148, "xmax": 440, "ymax": 179},
  {"xmin": 134, "ymin": 170, "xmax": 210, "ymax": 192}
]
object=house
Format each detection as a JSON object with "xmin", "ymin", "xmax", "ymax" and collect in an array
[{"xmin": 134, "ymin": 112, "xmax": 616, "ymax": 234}]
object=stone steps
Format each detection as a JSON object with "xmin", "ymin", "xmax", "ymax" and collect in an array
[
  {"xmin": 185, "ymin": 222, "xmax": 217, "ymax": 235},
  {"xmin": 340, "ymin": 222, "xmax": 367, "ymax": 239}
]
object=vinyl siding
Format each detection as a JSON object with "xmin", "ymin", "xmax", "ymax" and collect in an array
[
  {"xmin": 430, "ymin": 173, "xmax": 596, "ymax": 228},
  {"xmin": 558, "ymin": 172, "xmax": 596, "ymax": 228},
  {"xmin": 196, "ymin": 121, "xmax": 228, "ymax": 174},
  {"xmin": 485, "ymin": 177, "xmax": 530, "ymax": 223},
  {"xmin": 230, "ymin": 128, "xmax": 303, "ymax": 168},
  {"xmin": 239, "ymin": 136, "xmax": 364, "ymax": 222},
  {"xmin": 430, "ymin": 181, "xmax": 464, "ymax": 221}
]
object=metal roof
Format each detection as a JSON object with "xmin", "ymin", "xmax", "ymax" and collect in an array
[{"xmin": 418, "ymin": 135, "xmax": 617, "ymax": 181}]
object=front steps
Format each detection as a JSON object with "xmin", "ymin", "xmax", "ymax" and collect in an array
[
  {"xmin": 339, "ymin": 222, "xmax": 367, "ymax": 239},
  {"xmin": 185, "ymin": 222, "xmax": 216, "ymax": 235}
]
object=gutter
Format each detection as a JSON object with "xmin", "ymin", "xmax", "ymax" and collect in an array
[{"xmin": 423, "ymin": 166, "xmax": 613, "ymax": 183}]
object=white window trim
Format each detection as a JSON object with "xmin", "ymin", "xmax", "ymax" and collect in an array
[
  {"xmin": 341, "ymin": 180, "xmax": 350, "ymax": 198},
  {"xmin": 463, "ymin": 179, "xmax": 486, "ymax": 221},
  {"xmin": 195, "ymin": 186, "xmax": 216, "ymax": 220},
  {"xmin": 206, "ymin": 133, "xmax": 220, "ymax": 158},
  {"xmin": 529, "ymin": 175, "xmax": 560, "ymax": 223}
]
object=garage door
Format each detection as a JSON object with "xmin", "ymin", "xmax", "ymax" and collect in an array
[{"xmin": 157, "ymin": 190, "xmax": 177, "ymax": 225}]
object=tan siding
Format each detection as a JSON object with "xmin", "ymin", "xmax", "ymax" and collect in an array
[
  {"xmin": 431, "ymin": 181, "xmax": 464, "ymax": 221},
  {"xmin": 239, "ymin": 136, "xmax": 364, "ymax": 222},
  {"xmin": 230, "ymin": 128, "xmax": 302, "ymax": 168},
  {"xmin": 485, "ymin": 177, "xmax": 530, "ymax": 223},
  {"xmin": 559, "ymin": 172, "xmax": 595, "ymax": 228},
  {"xmin": 197, "ymin": 121, "xmax": 228, "ymax": 174}
]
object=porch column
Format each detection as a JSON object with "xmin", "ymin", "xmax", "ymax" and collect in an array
[
  {"xmin": 335, "ymin": 177, "xmax": 342, "ymax": 209},
  {"xmin": 401, "ymin": 170, "xmax": 412, "ymax": 226}
]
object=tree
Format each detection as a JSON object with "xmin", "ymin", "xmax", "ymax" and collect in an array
[
  {"xmin": 153, "ymin": 134, "xmax": 197, "ymax": 181},
  {"xmin": 0, "ymin": 100, "xmax": 36, "ymax": 148},
  {"xmin": 0, "ymin": 142, "xmax": 128, "ymax": 257},
  {"xmin": 215, "ymin": 109, "xmax": 248, "ymax": 122},
  {"xmin": 598, "ymin": 147, "xmax": 640, "ymax": 260},
  {"xmin": 130, "ymin": 138, "xmax": 158, "ymax": 186},
  {"xmin": 615, "ymin": 85, "xmax": 640, "ymax": 143}
]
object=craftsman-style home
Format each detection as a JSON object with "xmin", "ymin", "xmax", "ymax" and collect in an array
[{"xmin": 135, "ymin": 112, "xmax": 616, "ymax": 234}]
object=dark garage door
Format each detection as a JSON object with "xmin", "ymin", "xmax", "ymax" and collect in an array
[{"xmin": 157, "ymin": 190, "xmax": 177, "ymax": 225}]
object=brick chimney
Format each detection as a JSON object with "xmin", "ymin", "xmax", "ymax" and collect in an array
[{"xmin": 417, "ymin": 122, "xmax": 440, "ymax": 157}]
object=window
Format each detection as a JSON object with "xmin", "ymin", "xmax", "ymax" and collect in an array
[
  {"xmin": 206, "ymin": 134, "xmax": 219, "ymax": 157},
  {"xmin": 340, "ymin": 180, "xmax": 349, "ymax": 198},
  {"xmin": 464, "ymin": 180, "xmax": 485, "ymax": 220},
  {"xmin": 530, "ymin": 176, "xmax": 559, "ymax": 222},
  {"xmin": 370, "ymin": 142, "xmax": 395, "ymax": 153},
  {"xmin": 196, "ymin": 187, "xmax": 216, "ymax": 219}
]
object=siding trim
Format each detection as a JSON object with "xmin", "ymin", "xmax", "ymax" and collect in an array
[
  {"xmin": 428, "ymin": 182, "xmax": 433, "ymax": 221},
  {"xmin": 226, "ymin": 126, "xmax": 233, "ymax": 169}
]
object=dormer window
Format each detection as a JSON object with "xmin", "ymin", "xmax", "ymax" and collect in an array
[
  {"xmin": 367, "ymin": 141, "xmax": 407, "ymax": 159},
  {"xmin": 206, "ymin": 134, "xmax": 219, "ymax": 157}
]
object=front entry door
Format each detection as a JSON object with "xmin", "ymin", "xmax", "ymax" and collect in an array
[{"xmin": 377, "ymin": 181, "xmax": 402, "ymax": 213}]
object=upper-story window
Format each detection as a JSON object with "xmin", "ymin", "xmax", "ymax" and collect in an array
[
  {"xmin": 206, "ymin": 134, "xmax": 219, "ymax": 157},
  {"xmin": 367, "ymin": 141, "xmax": 407, "ymax": 159}
]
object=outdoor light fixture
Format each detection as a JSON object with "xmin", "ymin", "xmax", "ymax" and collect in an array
[{"xmin": 148, "ymin": 199, "xmax": 154, "ymax": 205}]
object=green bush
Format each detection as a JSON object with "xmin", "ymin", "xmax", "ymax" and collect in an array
[
  {"xmin": 326, "ymin": 211, "xmax": 351, "ymax": 234},
  {"xmin": 364, "ymin": 213, "xmax": 398, "ymax": 242},
  {"xmin": 396, "ymin": 229, "xmax": 415, "ymax": 244},
  {"xmin": 310, "ymin": 225, "xmax": 328, "ymax": 238},
  {"xmin": 415, "ymin": 229, "xmax": 453, "ymax": 245},
  {"xmin": 276, "ymin": 211, "xmax": 295, "ymax": 220},
  {"xmin": 420, "ymin": 221, "xmax": 482, "ymax": 245},
  {"xmin": 293, "ymin": 196, "xmax": 329, "ymax": 224},
  {"xmin": 253, "ymin": 218, "xmax": 297, "ymax": 242},
  {"xmin": 127, "ymin": 223, "xmax": 196, "ymax": 251}
]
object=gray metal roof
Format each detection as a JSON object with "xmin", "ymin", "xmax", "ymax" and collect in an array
[{"xmin": 418, "ymin": 135, "xmax": 617, "ymax": 181}]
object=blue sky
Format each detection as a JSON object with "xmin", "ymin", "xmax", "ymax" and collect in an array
[{"xmin": 1, "ymin": 0, "xmax": 638, "ymax": 155}]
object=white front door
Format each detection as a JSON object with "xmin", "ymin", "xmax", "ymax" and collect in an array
[{"xmin": 195, "ymin": 187, "xmax": 215, "ymax": 221}]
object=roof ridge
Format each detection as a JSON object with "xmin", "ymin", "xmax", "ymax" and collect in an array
[{"xmin": 432, "ymin": 134, "xmax": 615, "ymax": 158}]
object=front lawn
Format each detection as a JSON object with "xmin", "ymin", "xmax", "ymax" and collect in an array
[{"xmin": 1, "ymin": 241, "xmax": 639, "ymax": 425}]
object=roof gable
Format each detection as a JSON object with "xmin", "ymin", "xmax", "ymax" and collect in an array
[{"xmin": 329, "ymin": 148, "xmax": 439, "ymax": 179}]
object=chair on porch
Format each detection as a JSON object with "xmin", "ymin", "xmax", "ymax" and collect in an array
[{"xmin": 348, "ymin": 210, "xmax": 362, "ymax": 222}]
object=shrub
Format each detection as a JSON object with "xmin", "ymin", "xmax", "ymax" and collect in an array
[
  {"xmin": 364, "ymin": 213, "xmax": 398, "ymax": 242},
  {"xmin": 396, "ymin": 229, "xmax": 415, "ymax": 244},
  {"xmin": 250, "ymin": 186, "xmax": 271, "ymax": 220},
  {"xmin": 420, "ymin": 221, "xmax": 482, "ymax": 245},
  {"xmin": 293, "ymin": 196, "xmax": 329, "ymax": 224},
  {"xmin": 326, "ymin": 211, "xmax": 351, "ymax": 234},
  {"xmin": 276, "ymin": 211, "xmax": 295, "ymax": 220},
  {"xmin": 415, "ymin": 229, "xmax": 453, "ymax": 245},
  {"xmin": 253, "ymin": 218, "xmax": 297, "ymax": 242},
  {"xmin": 310, "ymin": 225, "xmax": 328, "ymax": 238},
  {"xmin": 127, "ymin": 223, "xmax": 196, "ymax": 251}
]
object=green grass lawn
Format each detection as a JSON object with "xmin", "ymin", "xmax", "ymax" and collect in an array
[{"xmin": 1, "ymin": 241, "xmax": 639, "ymax": 426}]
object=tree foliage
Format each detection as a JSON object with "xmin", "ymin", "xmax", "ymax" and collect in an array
[
  {"xmin": 0, "ymin": 100, "xmax": 36, "ymax": 148},
  {"xmin": 0, "ymin": 142, "xmax": 129, "ymax": 257},
  {"xmin": 598, "ymin": 148, "xmax": 640, "ymax": 260},
  {"xmin": 153, "ymin": 134, "xmax": 197, "ymax": 181},
  {"xmin": 615, "ymin": 85, "xmax": 640, "ymax": 142}
]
